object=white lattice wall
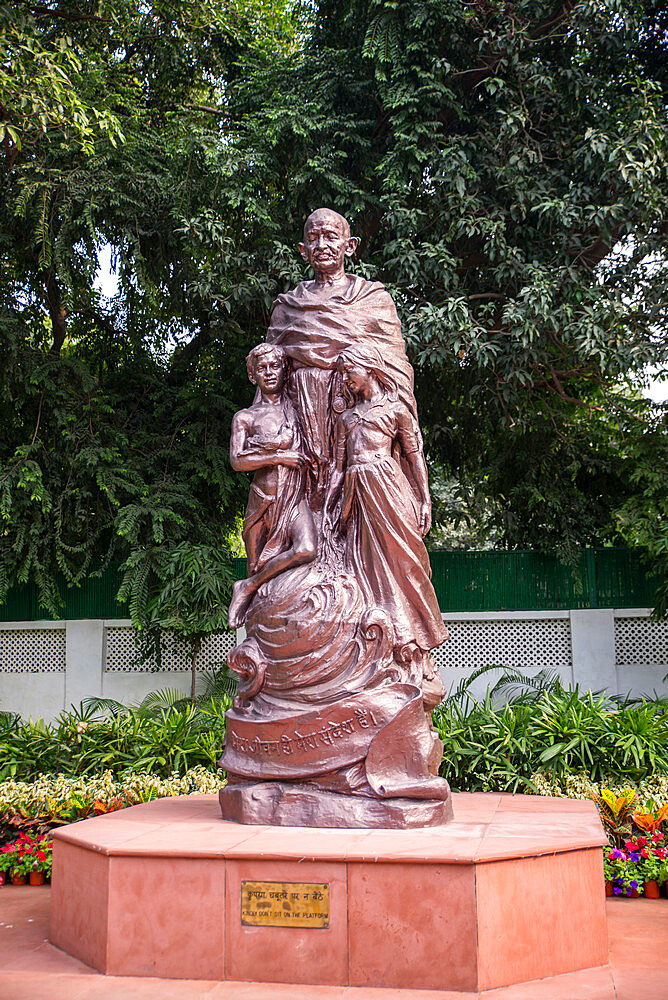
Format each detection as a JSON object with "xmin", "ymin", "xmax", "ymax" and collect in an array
[
  {"xmin": 104, "ymin": 626, "xmax": 236, "ymax": 672},
  {"xmin": 1, "ymin": 610, "xmax": 667, "ymax": 720},
  {"xmin": 615, "ymin": 616, "xmax": 668, "ymax": 667},
  {"xmin": 435, "ymin": 616, "xmax": 572, "ymax": 671},
  {"xmin": 0, "ymin": 627, "xmax": 66, "ymax": 673}
]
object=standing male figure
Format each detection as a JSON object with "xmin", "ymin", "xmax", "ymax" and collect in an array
[{"xmin": 266, "ymin": 208, "xmax": 428, "ymax": 523}]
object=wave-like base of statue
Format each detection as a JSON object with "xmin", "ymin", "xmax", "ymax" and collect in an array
[
  {"xmin": 219, "ymin": 208, "xmax": 453, "ymax": 829},
  {"xmin": 219, "ymin": 563, "xmax": 452, "ymax": 828}
]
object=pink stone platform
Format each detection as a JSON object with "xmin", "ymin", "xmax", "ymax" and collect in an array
[{"xmin": 49, "ymin": 792, "xmax": 608, "ymax": 993}]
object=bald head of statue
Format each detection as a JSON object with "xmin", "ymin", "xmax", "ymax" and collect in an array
[{"xmin": 298, "ymin": 208, "xmax": 359, "ymax": 286}]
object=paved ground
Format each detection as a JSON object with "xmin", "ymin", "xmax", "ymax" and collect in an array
[{"xmin": 0, "ymin": 886, "xmax": 666, "ymax": 999}]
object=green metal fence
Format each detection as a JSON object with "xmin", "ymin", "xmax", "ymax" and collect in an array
[
  {"xmin": 0, "ymin": 549, "xmax": 658, "ymax": 622},
  {"xmin": 428, "ymin": 548, "xmax": 659, "ymax": 612}
]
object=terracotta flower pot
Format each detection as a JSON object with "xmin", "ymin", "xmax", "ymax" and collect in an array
[
  {"xmin": 643, "ymin": 880, "xmax": 660, "ymax": 899},
  {"xmin": 11, "ymin": 873, "xmax": 26, "ymax": 886},
  {"xmin": 630, "ymin": 887, "xmax": 641, "ymax": 898},
  {"xmin": 605, "ymin": 880, "xmax": 614, "ymax": 897},
  {"xmin": 28, "ymin": 871, "xmax": 46, "ymax": 886}
]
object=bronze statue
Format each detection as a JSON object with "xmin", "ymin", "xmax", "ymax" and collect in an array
[
  {"xmin": 228, "ymin": 344, "xmax": 316, "ymax": 629},
  {"xmin": 219, "ymin": 209, "xmax": 452, "ymax": 828}
]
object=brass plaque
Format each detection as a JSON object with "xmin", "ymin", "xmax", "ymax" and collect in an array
[{"xmin": 241, "ymin": 881, "xmax": 330, "ymax": 928}]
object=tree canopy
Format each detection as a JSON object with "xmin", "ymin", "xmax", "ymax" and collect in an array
[{"xmin": 0, "ymin": 0, "xmax": 666, "ymax": 617}]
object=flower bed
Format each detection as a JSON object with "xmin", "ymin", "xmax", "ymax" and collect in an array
[{"xmin": 0, "ymin": 767, "xmax": 226, "ymax": 847}]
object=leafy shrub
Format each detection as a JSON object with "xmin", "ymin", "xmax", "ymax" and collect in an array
[
  {"xmin": 4, "ymin": 668, "xmax": 668, "ymax": 797},
  {"xmin": 529, "ymin": 771, "xmax": 668, "ymax": 803},
  {"xmin": 0, "ymin": 689, "xmax": 232, "ymax": 781},
  {"xmin": 433, "ymin": 669, "xmax": 668, "ymax": 792}
]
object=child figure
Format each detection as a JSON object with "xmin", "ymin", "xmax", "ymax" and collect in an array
[
  {"xmin": 228, "ymin": 344, "xmax": 316, "ymax": 628},
  {"xmin": 324, "ymin": 344, "xmax": 448, "ymax": 656}
]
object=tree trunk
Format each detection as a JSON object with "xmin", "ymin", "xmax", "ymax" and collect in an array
[{"xmin": 43, "ymin": 271, "xmax": 68, "ymax": 354}]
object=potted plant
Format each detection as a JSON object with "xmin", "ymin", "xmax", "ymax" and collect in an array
[
  {"xmin": 594, "ymin": 788, "xmax": 638, "ymax": 847},
  {"xmin": 624, "ymin": 832, "xmax": 668, "ymax": 899},
  {"xmin": 0, "ymin": 833, "xmax": 52, "ymax": 886},
  {"xmin": 0, "ymin": 839, "xmax": 24, "ymax": 884},
  {"xmin": 603, "ymin": 847, "xmax": 645, "ymax": 897},
  {"xmin": 22, "ymin": 833, "xmax": 53, "ymax": 885}
]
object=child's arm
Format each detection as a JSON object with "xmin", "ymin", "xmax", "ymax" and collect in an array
[
  {"xmin": 230, "ymin": 412, "xmax": 304, "ymax": 471},
  {"xmin": 396, "ymin": 407, "xmax": 431, "ymax": 536}
]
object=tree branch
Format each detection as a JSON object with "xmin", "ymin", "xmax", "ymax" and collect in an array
[
  {"xmin": 74, "ymin": 306, "xmax": 119, "ymax": 338},
  {"xmin": 42, "ymin": 271, "xmax": 68, "ymax": 354},
  {"xmin": 185, "ymin": 104, "xmax": 226, "ymax": 116},
  {"xmin": 571, "ymin": 229, "xmax": 621, "ymax": 270},
  {"xmin": 20, "ymin": 3, "xmax": 109, "ymax": 22},
  {"xmin": 528, "ymin": 0, "xmax": 577, "ymax": 41}
]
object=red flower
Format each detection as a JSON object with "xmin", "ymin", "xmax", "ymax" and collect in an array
[{"xmin": 640, "ymin": 847, "xmax": 649, "ymax": 858}]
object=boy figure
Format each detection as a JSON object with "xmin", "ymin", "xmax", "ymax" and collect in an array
[{"xmin": 228, "ymin": 344, "xmax": 316, "ymax": 628}]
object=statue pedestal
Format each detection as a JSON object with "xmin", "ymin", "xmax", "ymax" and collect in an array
[{"xmin": 49, "ymin": 792, "xmax": 608, "ymax": 993}]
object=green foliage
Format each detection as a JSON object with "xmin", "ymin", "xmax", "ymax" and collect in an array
[
  {"xmin": 0, "ymin": 0, "xmax": 297, "ymax": 616},
  {"xmin": 0, "ymin": 0, "xmax": 666, "ymax": 614},
  {"xmin": 0, "ymin": 693, "xmax": 232, "ymax": 781},
  {"xmin": 433, "ymin": 670, "xmax": 668, "ymax": 792},
  {"xmin": 0, "ymin": 4, "xmax": 124, "ymax": 157},
  {"xmin": 0, "ymin": 767, "xmax": 225, "ymax": 845},
  {"xmin": 127, "ymin": 542, "xmax": 234, "ymax": 700},
  {"xmin": 430, "ymin": 392, "xmax": 664, "ymax": 566},
  {"xmin": 615, "ymin": 408, "xmax": 668, "ymax": 617},
  {"xmin": 529, "ymin": 769, "xmax": 668, "ymax": 804},
  {"xmin": 3, "ymin": 671, "xmax": 668, "ymax": 800}
]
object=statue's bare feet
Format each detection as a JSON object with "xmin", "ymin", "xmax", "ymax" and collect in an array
[{"xmin": 229, "ymin": 578, "xmax": 257, "ymax": 629}]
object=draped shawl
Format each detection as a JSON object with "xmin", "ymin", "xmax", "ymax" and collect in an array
[{"xmin": 266, "ymin": 275, "xmax": 417, "ymax": 420}]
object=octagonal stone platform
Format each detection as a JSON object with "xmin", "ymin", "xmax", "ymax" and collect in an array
[{"xmin": 49, "ymin": 792, "xmax": 608, "ymax": 993}]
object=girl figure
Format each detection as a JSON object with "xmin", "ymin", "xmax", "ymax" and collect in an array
[{"xmin": 323, "ymin": 344, "xmax": 448, "ymax": 657}]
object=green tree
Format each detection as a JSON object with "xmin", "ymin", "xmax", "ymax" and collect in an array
[
  {"xmin": 199, "ymin": 0, "xmax": 667, "ymax": 585},
  {"xmin": 0, "ymin": 0, "xmax": 296, "ymax": 615},
  {"xmin": 615, "ymin": 404, "xmax": 668, "ymax": 616},
  {"xmin": 132, "ymin": 543, "xmax": 234, "ymax": 701},
  {"xmin": 1, "ymin": 0, "xmax": 666, "ymax": 617}
]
